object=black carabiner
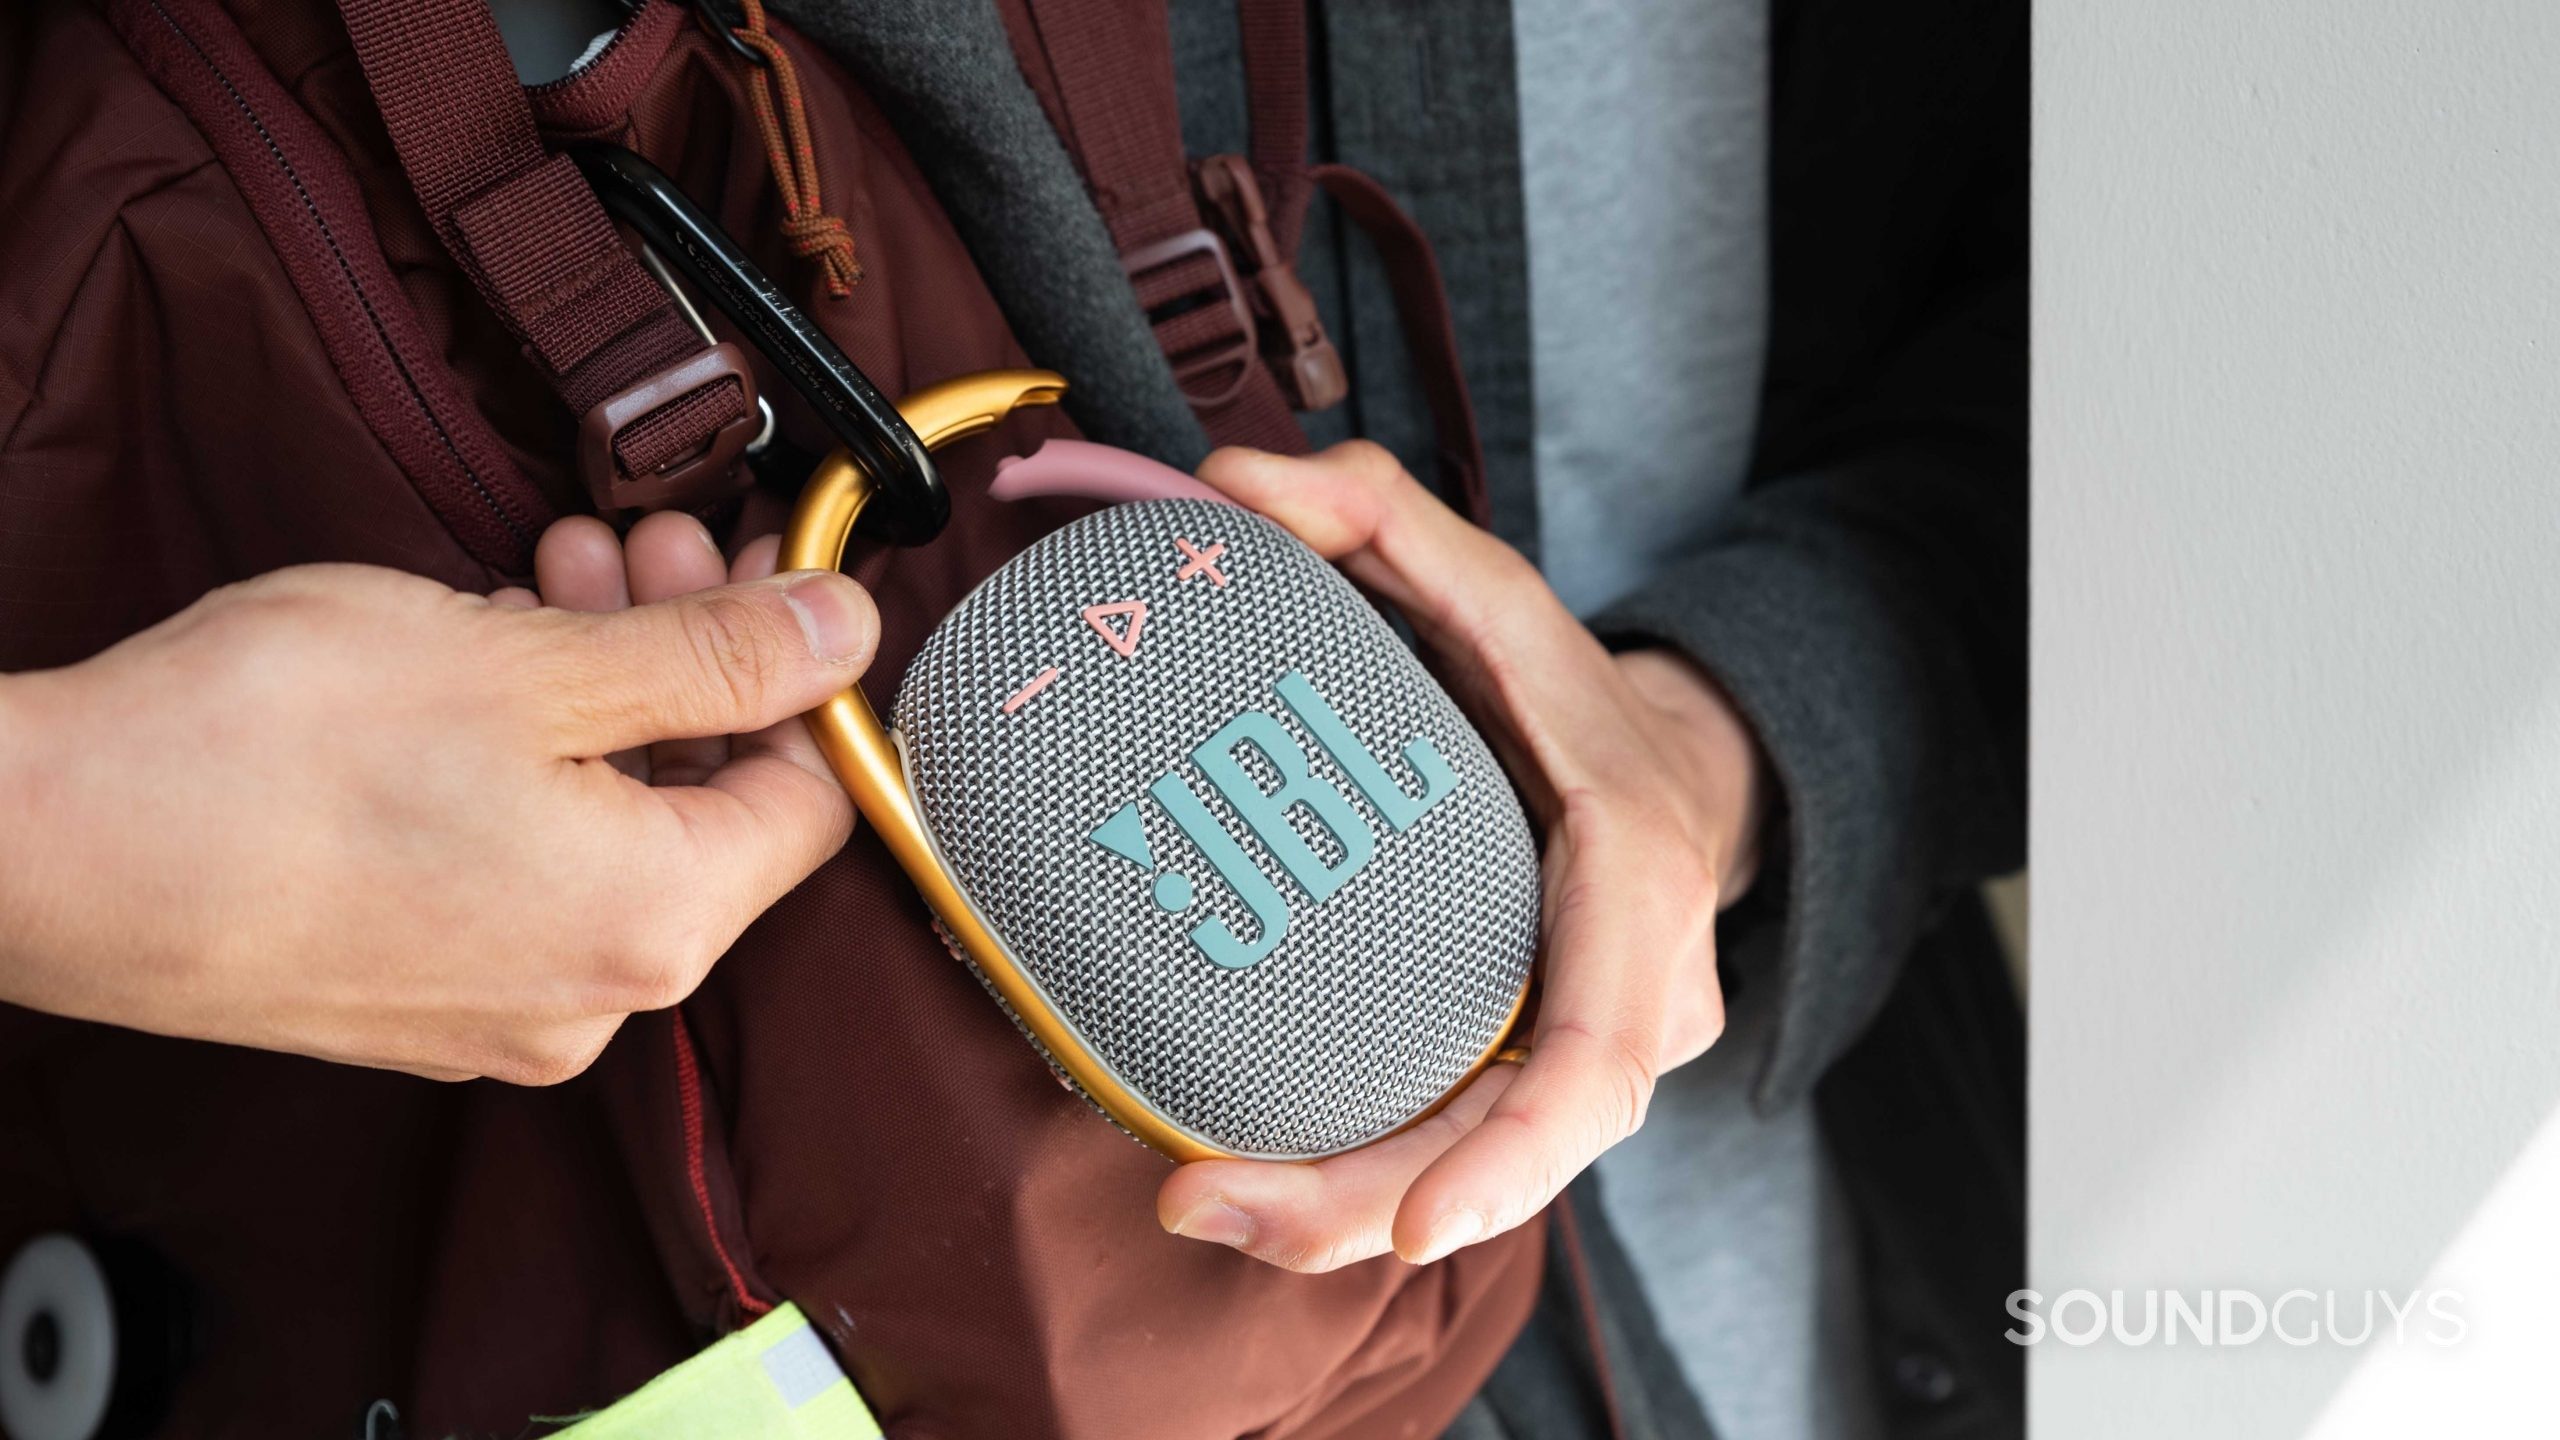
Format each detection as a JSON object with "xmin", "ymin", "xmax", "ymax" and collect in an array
[
  {"xmin": 691, "ymin": 0, "xmax": 771, "ymax": 68},
  {"xmin": 573, "ymin": 144, "xmax": 948, "ymax": 545}
]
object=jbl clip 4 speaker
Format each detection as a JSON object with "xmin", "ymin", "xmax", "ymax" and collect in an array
[{"xmin": 786, "ymin": 372, "xmax": 1539, "ymax": 1162}]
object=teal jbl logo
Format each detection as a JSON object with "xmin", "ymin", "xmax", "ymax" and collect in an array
[{"xmin": 1086, "ymin": 671, "xmax": 1457, "ymax": 968}]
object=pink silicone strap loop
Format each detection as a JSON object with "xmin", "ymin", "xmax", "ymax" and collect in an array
[{"xmin": 989, "ymin": 439, "xmax": 1240, "ymax": 507}]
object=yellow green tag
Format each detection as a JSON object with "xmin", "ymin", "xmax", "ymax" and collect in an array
[{"xmin": 553, "ymin": 1303, "xmax": 881, "ymax": 1440}]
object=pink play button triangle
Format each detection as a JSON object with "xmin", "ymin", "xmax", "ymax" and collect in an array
[{"xmin": 1081, "ymin": 599, "xmax": 1148, "ymax": 658}]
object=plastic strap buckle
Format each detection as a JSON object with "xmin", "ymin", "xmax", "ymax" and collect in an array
[
  {"xmin": 1122, "ymin": 227, "xmax": 1260, "ymax": 409},
  {"xmin": 577, "ymin": 342, "xmax": 761, "ymax": 513},
  {"xmin": 1194, "ymin": 154, "xmax": 1349, "ymax": 412}
]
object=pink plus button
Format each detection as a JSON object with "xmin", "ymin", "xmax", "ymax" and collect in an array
[{"xmin": 1174, "ymin": 537, "xmax": 1229, "ymax": 587}]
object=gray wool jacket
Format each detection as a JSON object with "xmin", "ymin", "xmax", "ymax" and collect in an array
[{"xmin": 772, "ymin": 0, "xmax": 2027, "ymax": 1120}]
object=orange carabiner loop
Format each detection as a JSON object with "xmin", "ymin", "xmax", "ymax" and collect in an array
[{"xmin": 780, "ymin": 369, "xmax": 1066, "ymax": 904}]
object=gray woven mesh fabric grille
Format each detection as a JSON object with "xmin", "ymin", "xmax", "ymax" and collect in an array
[{"xmin": 891, "ymin": 499, "xmax": 1541, "ymax": 1159}]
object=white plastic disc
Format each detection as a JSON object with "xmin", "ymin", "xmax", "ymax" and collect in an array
[{"xmin": 0, "ymin": 1234, "xmax": 114, "ymax": 1440}]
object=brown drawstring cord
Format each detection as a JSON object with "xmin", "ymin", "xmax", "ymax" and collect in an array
[{"xmin": 705, "ymin": 0, "xmax": 863, "ymax": 297}]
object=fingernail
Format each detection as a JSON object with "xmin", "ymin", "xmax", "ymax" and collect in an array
[
  {"xmin": 781, "ymin": 573, "xmax": 872, "ymax": 663},
  {"xmin": 1409, "ymin": 1208, "xmax": 1486, "ymax": 1266},
  {"xmin": 1167, "ymin": 1197, "xmax": 1255, "ymax": 1249}
]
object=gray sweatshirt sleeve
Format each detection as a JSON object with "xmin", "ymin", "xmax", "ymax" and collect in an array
[{"xmin": 1592, "ymin": 274, "xmax": 2026, "ymax": 1112}]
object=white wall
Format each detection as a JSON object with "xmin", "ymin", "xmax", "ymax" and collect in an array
[{"xmin": 2036, "ymin": 2, "xmax": 2560, "ymax": 1435}]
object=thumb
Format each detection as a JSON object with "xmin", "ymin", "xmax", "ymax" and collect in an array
[{"xmin": 534, "ymin": 570, "xmax": 879, "ymax": 756}]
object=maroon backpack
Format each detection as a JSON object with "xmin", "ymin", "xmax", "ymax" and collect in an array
[{"xmin": 0, "ymin": 1, "xmax": 1538, "ymax": 1436}]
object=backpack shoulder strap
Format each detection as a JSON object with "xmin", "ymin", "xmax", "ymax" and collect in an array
[
  {"xmin": 1005, "ymin": 0, "xmax": 1318, "ymax": 453},
  {"xmin": 1003, "ymin": 0, "xmax": 1487, "ymax": 518},
  {"xmin": 335, "ymin": 0, "xmax": 758, "ymax": 514}
]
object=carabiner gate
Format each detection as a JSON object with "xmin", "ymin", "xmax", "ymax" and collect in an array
[{"xmin": 574, "ymin": 144, "xmax": 949, "ymax": 544}]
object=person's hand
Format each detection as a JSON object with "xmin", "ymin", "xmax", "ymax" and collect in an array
[
  {"xmin": 0, "ymin": 513, "xmax": 868, "ymax": 1083},
  {"xmin": 1159, "ymin": 442, "xmax": 1770, "ymax": 1272}
]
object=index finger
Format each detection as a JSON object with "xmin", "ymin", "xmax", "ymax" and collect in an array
[
  {"xmin": 639, "ymin": 748, "xmax": 859, "ymax": 969},
  {"xmin": 1194, "ymin": 442, "xmax": 1541, "ymax": 645},
  {"xmin": 1196, "ymin": 443, "xmax": 1639, "ymax": 811}
]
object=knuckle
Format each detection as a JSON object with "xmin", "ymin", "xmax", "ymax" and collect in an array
[
  {"xmin": 604, "ymin": 932, "xmax": 714, "ymax": 1013},
  {"xmin": 196, "ymin": 578, "xmax": 316, "ymax": 637},
  {"xmin": 1414, "ymin": 1097, "xmax": 1479, "ymax": 1148},
  {"xmin": 492, "ymin": 1037, "xmax": 600, "ymax": 1088},
  {"xmin": 1638, "ymin": 835, "xmax": 1720, "ymax": 937},
  {"xmin": 677, "ymin": 592, "xmax": 783, "ymax": 719},
  {"xmin": 1587, "ymin": 806, "xmax": 1719, "ymax": 910},
  {"xmin": 623, "ymin": 954, "xmax": 700, "ymax": 1014},
  {"xmin": 1466, "ymin": 530, "xmax": 1540, "ymax": 589},
  {"xmin": 1615, "ymin": 794, "xmax": 1687, "ymax": 846},
  {"xmin": 1293, "ymin": 1243, "xmax": 1360, "ymax": 1275},
  {"xmin": 1606, "ymin": 1050, "xmax": 1657, "ymax": 1142},
  {"xmin": 190, "ymin": 587, "xmax": 342, "ymax": 684},
  {"xmin": 1539, "ymin": 863, "xmax": 1609, "ymax": 938},
  {"xmin": 667, "ymin": 888, "xmax": 742, "ymax": 970},
  {"xmin": 1325, "ymin": 440, "xmax": 1425, "ymax": 502},
  {"xmin": 577, "ymin": 899, "xmax": 655, "ymax": 978},
  {"xmin": 538, "ymin": 662, "xmax": 620, "ymax": 744},
  {"xmin": 1261, "ymin": 1234, "xmax": 1357, "ymax": 1275},
  {"xmin": 1260, "ymin": 1242, "xmax": 1325, "ymax": 1275},
  {"xmin": 1335, "ymin": 438, "xmax": 1401, "ymax": 477},
  {"xmin": 1547, "ymin": 1017, "xmax": 1659, "ymax": 1144},
  {"xmin": 515, "ymin": 1053, "xmax": 585, "ymax": 1088},
  {"xmin": 1467, "ymin": 630, "xmax": 1533, "ymax": 700},
  {"xmin": 1694, "ymin": 1005, "xmax": 1728, "ymax": 1053},
  {"xmin": 1657, "ymin": 842, "xmax": 1720, "ymax": 919}
]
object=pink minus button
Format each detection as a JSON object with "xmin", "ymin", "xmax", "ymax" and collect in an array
[{"xmin": 1001, "ymin": 666, "xmax": 1061, "ymax": 714}]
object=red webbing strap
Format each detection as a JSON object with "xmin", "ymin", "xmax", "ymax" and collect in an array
[
  {"xmin": 1020, "ymin": 0, "xmax": 1193, "ymax": 247},
  {"xmin": 1313, "ymin": 164, "xmax": 1491, "ymax": 525},
  {"xmin": 335, "ymin": 0, "xmax": 752, "ymax": 504},
  {"xmin": 1211, "ymin": 0, "xmax": 1346, "ymax": 411},
  {"xmin": 1237, "ymin": 0, "xmax": 1314, "ymax": 257},
  {"xmin": 1019, "ymin": 0, "xmax": 1308, "ymax": 452}
]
